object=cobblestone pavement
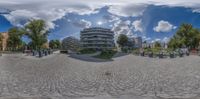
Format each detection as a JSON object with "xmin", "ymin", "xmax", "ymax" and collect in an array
[{"xmin": 1, "ymin": 54, "xmax": 200, "ymax": 99}]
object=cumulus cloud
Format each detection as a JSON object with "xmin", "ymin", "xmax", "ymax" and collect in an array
[
  {"xmin": 142, "ymin": 36, "xmax": 151, "ymax": 41},
  {"xmin": 153, "ymin": 20, "xmax": 176, "ymax": 32},
  {"xmin": 73, "ymin": 19, "xmax": 91, "ymax": 28},
  {"xmin": 112, "ymin": 20, "xmax": 132, "ymax": 36},
  {"xmin": 151, "ymin": 38, "xmax": 161, "ymax": 43},
  {"xmin": 151, "ymin": 37, "xmax": 170, "ymax": 43},
  {"xmin": 155, "ymin": 38, "xmax": 161, "ymax": 41},
  {"xmin": 163, "ymin": 37, "xmax": 170, "ymax": 43},
  {"xmin": 3, "ymin": 10, "xmax": 36, "ymax": 27},
  {"xmin": 103, "ymin": 15, "xmax": 120, "ymax": 22},
  {"xmin": 0, "ymin": 0, "xmax": 101, "ymax": 29},
  {"xmin": 3, "ymin": 9, "xmax": 67, "ymax": 29},
  {"xmin": 108, "ymin": 4, "xmax": 147, "ymax": 17},
  {"xmin": 132, "ymin": 19, "xmax": 143, "ymax": 33},
  {"xmin": 1, "ymin": 0, "xmax": 200, "ymax": 29}
]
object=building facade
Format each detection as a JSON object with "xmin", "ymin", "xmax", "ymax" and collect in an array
[
  {"xmin": 134, "ymin": 37, "xmax": 142, "ymax": 48},
  {"xmin": 80, "ymin": 27, "xmax": 115, "ymax": 50},
  {"xmin": 125, "ymin": 37, "xmax": 135, "ymax": 49},
  {"xmin": 62, "ymin": 36, "xmax": 80, "ymax": 52},
  {"xmin": 0, "ymin": 32, "xmax": 9, "ymax": 51}
]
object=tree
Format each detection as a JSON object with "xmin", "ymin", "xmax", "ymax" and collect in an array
[
  {"xmin": 154, "ymin": 41, "xmax": 161, "ymax": 48},
  {"xmin": 24, "ymin": 19, "xmax": 49, "ymax": 50},
  {"xmin": 7, "ymin": 27, "xmax": 24, "ymax": 50},
  {"xmin": 49, "ymin": 40, "xmax": 61, "ymax": 49},
  {"xmin": 117, "ymin": 34, "xmax": 128, "ymax": 48},
  {"xmin": 168, "ymin": 23, "xmax": 200, "ymax": 50}
]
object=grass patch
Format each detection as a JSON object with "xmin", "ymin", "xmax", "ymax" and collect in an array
[{"xmin": 94, "ymin": 50, "xmax": 117, "ymax": 59}]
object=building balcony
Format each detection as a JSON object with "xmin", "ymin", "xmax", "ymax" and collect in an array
[
  {"xmin": 82, "ymin": 46, "xmax": 114, "ymax": 49},
  {"xmin": 81, "ymin": 35, "xmax": 113, "ymax": 39},
  {"xmin": 81, "ymin": 38, "xmax": 114, "ymax": 42},
  {"xmin": 81, "ymin": 32, "xmax": 114, "ymax": 36},
  {"xmin": 81, "ymin": 42, "xmax": 114, "ymax": 45}
]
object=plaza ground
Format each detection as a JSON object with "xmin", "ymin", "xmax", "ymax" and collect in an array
[{"xmin": 1, "ymin": 53, "xmax": 200, "ymax": 99}]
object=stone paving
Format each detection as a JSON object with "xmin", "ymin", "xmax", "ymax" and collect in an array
[{"xmin": 1, "ymin": 54, "xmax": 200, "ymax": 99}]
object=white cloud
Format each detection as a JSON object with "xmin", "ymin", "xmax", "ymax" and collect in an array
[
  {"xmin": 193, "ymin": 8, "xmax": 200, "ymax": 13},
  {"xmin": 163, "ymin": 37, "xmax": 170, "ymax": 43},
  {"xmin": 103, "ymin": 15, "xmax": 120, "ymax": 22},
  {"xmin": 142, "ymin": 36, "xmax": 151, "ymax": 41},
  {"xmin": 108, "ymin": 4, "xmax": 147, "ymax": 17},
  {"xmin": 151, "ymin": 38, "xmax": 161, "ymax": 43},
  {"xmin": 73, "ymin": 19, "xmax": 91, "ymax": 28},
  {"xmin": 151, "ymin": 37, "xmax": 169, "ymax": 43},
  {"xmin": 3, "ymin": 10, "xmax": 36, "ymax": 27},
  {"xmin": 155, "ymin": 38, "xmax": 161, "ymax": 41},
  {"xmin": 153, "ymin": 20, "xmax": 176, "ymax": 32},
  {"xmin": 132, "ymin": 19, "xmax": 143, "ymax": 33},
  {"xmin": 1, "ymin": 0, "xmax": 200, "ymax": 29},
  {"xmin": 67, "ymin": 19, "xmax": 71, "ymax": 22},
  {"xmin": 3, "ymin": 9, "xmax": 67, "ymax": 29},
  {"xmin": 112, "ymin": 20, "xmax": 131, "ymax": 35}
]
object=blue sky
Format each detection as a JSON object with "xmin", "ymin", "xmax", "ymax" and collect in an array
[{"xmin": 0, "ymin": 0, "xmax": 200, "ymax": 43}]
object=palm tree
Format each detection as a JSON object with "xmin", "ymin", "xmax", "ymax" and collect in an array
[{"xmin": 24, "ymin": 19, "xmax": 49, "ymax": 50}]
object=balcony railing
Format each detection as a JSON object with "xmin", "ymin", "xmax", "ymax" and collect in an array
[
  {"xmin": 81, "ymin": 42, "xmax": 114, "ymax": 45},
  {"xmin": 81, "ymin": 32, "xmax": 114, "ymax": 35},
  {"xmin": 81, "ymin": 38, "xmax": 114, "ymax": 41}
]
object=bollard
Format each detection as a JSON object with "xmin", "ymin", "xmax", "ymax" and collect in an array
[
  {"xmin": 140, "ymin": 52, "xmax": 144, "ymax": 56},
  {"xmin": 38, "ymin": 50, "xmax": 43, "ymax": 58},
  {"xmin": 32, "ymin": 50, "xmax": 36, "ymax": 56},
  {"xmin": 159, "ymin": 53, "xmax": 163, "ymax": 58},
  {"xmin": 48, "ymin": 50, "xmax": 51, "ymax": 55},
  {"xmin": 179, "ymin": 51, "xmax": 184, "ymax": 57},
  {"xmin": 45, "ymin": 50, "xmax": 48, "ymax": 56},
  {"xmin": 186, "ymin": 52, "xmax": 190, "ymax": 56},
  {"xmin": 149, "ymin": 52, "xmax": 153, "ymax": 58},
  {"xmin": 170, "ymin": 53, "xmax": 175, "ymax": 58}
]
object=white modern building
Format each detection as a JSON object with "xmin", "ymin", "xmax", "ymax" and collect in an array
[
  {"xmin": 62, "ymin": 36, "xmax": 80, "ymax": 52},
  {"xmin": 134, "ymin": 37, "xmax": 142, "ymax": 48},
  {"xmin": 80, "ymin": 27, "xmax": 115, "ymax": 50}
]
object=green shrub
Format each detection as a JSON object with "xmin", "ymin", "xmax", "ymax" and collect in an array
[
  {"xmin": 144, "ymin": 47, "xmax": 161, "ymax": 54},
  {"xmin": 95, "ymin": 50, "xmax": 117, "ymax": 59},
  {"xmin": 122, "ymin": 48, "xmax": 128, "ymax": 53},
  {"xmin": 132, "ymin": 48, "xmax": 140, "ymax": 55},
  {"xmin": 60, "ymin": 50, "xmax": 68, "ymax": 54},
  {"xmin": 79, "ymin": 48, "xmax": 96, "ymax": 54}
]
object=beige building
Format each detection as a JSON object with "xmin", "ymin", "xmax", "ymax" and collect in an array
[
  {"xmin": 0, "ymin": 32, "xmax": 9, "ymax": 51},
  {"xmin": 42, "ymin": 42, "xmax": 49, "ymax": 49}
]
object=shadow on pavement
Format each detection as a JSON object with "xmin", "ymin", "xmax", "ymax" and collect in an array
[
  {"xmin": 112, "ymin": 52, "xmax": 129, "ymax": 58},
  {"xmin": 68, "ymin": 53, "xmax": 113, "ymax": 62}
]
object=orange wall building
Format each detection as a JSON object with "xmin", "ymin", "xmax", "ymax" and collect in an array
[{"xmin": 0, "ymin": 32, "xmax": 9, "ymax": 51}]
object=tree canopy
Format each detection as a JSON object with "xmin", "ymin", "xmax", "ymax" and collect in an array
[
  {"xmin": 7, "ymin": 27, "xmax": 24, "ymax": 50},
  {"xmin": 24, "ymin": 19, "xmax": 49, "ymax": 50},
  {"xmin": 154, "ymin": 41, "xmax": 161, "ymax": 48},
  {"xmin": 168, "ymin": 23, "xmax": 200, "ymax": 50},
  {"xmin": 117, "ymin": 34, "xmax": 128, "ymax": 47},
  {"xmin": 49, "ymin": 40, "xmax": 61, "ymax": 49}
]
